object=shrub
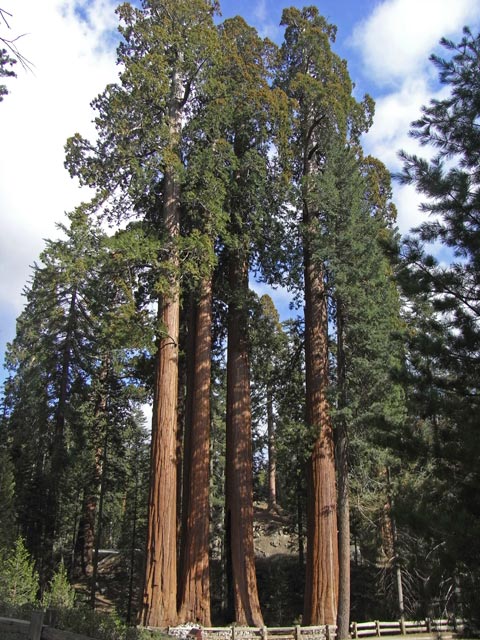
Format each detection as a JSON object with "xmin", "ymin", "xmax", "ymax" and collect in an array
[
  {"xmin": 42, "ymin": 561, "xmax": 76, "ymax": 609},
  {"xmin": 0, "ymin": 537, "xmax": 39, "ymax": 606}
]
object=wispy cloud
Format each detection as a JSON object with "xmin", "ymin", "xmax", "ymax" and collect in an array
[
  {"xmin": 0, "ymin": 0, "xmax": 118, "ymax": 317},
  {"xmin": 351, "ymin": 0, "xmax": 479, "ymax": 86},
  {"xmin": 353, "ymin": 0, "xmax": 480, "ymax": 234},
  {"xmin": 253, "ymin": 0, "xmax": 267, "ymax": 23}
]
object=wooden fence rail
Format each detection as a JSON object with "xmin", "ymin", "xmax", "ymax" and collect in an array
[
  {"xmin": 350, "ymin": 619, "xmax": 458, "ymax": 638},
  {"xmin": 0, "ymin": 612, "xmax": 94, "ymax": 640},
  {"xmin": 0, "ymin": 613, "xmax": 461, "ymax": 640}
]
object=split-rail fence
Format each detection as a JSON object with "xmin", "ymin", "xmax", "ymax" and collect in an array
[{"xmin": 0, "ymin": 613, "xmax": 460, "ymax": 640}]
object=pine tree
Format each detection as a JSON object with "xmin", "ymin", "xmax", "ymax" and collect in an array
[
  {"xmin": 0, "ymin": 537, "xmax": 39, "ymax": 607},
  {"xmin": 322, "ymin": 146, "xmax": 405, "ymax": 638},
  {"xmin": 397, "ymin": 27, "xmax": 480, "ymax": 624},
  {"xmin": 42, "ymin": 561, "xmax": 75, "ymax": 610},
  {"xmin": 3, "ymin": 209, "xmax": 107, "ymax": 581}
]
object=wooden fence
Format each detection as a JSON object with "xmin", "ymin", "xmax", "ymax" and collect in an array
[
  {"xmin": 0, "ymin": 613, "xmax": 461, "ymax": 640},
  {"xmin": 0, "ymin": 612, "xmax": 94, "ymax": 640},
  {"xmin": 183, "ymin": 620, "xmax": 459, "ymax": 640},
  {"xmin": 350, "ymin": 619, "xmax": 459, "ymax": 638}
]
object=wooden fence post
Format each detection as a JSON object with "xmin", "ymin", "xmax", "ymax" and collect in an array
[
  {"xmin": 28, "ymin": 611, "xmax": 44, "ymax": 640},
  {"xmin": 261, "ymin": 626, "xmax": 268, "ymax": 640},
  {"xmin": 399, "ymin": 618, "xmax": 406, "ymax": 635},
  {"xmin": 232, "ymin": 624, "xmax": 236, "ymax": 640},
  {"xmin": 375, "ymin": 621, "xmax": 380, "ymax": 637},
  {"xmin": 295, "ymin": 625, "xmax": 301, "ymax": 640},
  {"xmin": 351, "ymin": 622, "xmax": 358, "ymax": 639}
]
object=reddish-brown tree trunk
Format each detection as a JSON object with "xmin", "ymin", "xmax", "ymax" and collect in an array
[
  {"xmin": 225, "ymin": 255, "xmax": 263, "ymax": 626},
  {"xmin": 141, "ymin": 147, "xmax": 180, "ymax": 626},
  {"xmin": 178, "ymin": 280, "xmax": 212, "ymax": 625},
  {"xmin": 303, "ymin": 250, "xmax": 339, "ymax": 625}
]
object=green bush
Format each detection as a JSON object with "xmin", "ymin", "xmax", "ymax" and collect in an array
[
  {"xmin": 0, "ymin": 537, "xmax": 39, "ymax": 607},
  {"xmin": 51, "ymin": 606, "xmax": 169, "ymax": 640},
  {"xmin": 42, "ymin": 561, "xmax": 75, "ymax": 609}
]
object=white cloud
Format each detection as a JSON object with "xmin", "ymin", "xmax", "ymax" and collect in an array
[
  {"xmin": 253, "ymin": 0, "xmax": 267, "ymax": 23},
  {"xmin": 354, "ymin": 0, "xmax": 480, "ymax": 238},
  {"xmin": 0, "ymin": 0, "xmax": 118, "ymax": 318},
  {"xmin": 352, "ymin": 0, "xmax": 479, "ymax": 85},
  {"xmin": 362, "ymin": 77, "xmax": 452, "ymax": 170},
  {"xmin": 392, "ymin": 182, "xmax": 426, "ymax": 236}
]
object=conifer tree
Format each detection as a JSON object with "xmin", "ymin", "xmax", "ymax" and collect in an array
[
  {"xmin": 212, "ymin": 16, "xmax": 288, "ymax": 625},
  {"xmin": 250, "ymin": 294, "xmax": 288, "ymax": 511},
  {"xmin": 321, "ymin": 146, "xmax": 405, "ymax": 638},
  {"xmin": 3, "ymin": 209, "xmax": 107, "ymax": 581},
  {"xmin": 397, "ymin": 26, "xmax": 480, "ymax": 624},
  {"xmin": 276, "ymin": 8, "xmax": 373, "ymax": 625},
  {"xmin": 177, "ymin": 130, "xmax": 229, "ymax": 626},
  {"xmin": 65, "ymin": 0, "xmax": 220, "ymax": 625},
  {"xmin": 0, "ymin": 537, "xmax": 39, "ymax": 607}
]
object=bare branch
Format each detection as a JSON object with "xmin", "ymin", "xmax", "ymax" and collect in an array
[{"xmin": 0, "ymin": 7, "xmax": 34, "ymax": 73}]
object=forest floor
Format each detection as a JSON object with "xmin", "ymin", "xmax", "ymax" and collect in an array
[{"xmin": 73, "ymin": 502, "xmax": 301, "ymax": 623}]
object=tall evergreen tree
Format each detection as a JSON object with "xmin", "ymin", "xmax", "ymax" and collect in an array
[
  {"xmin": 321, "ymin": 146, "xmax": 405, "ymax": 638},
  {"xmin": 276, "ymin": 8, "xmax": 373, "ymax": 625},
  {"xmin": 3, "ymin": 209, "xmax": 106, "ymax": 581},
  {"xmin": 65, "ymin": 0, "xmax": 220, "ymax": 626},
  {"xmin": 177, "ymin": 129, "xmax": 230, "ymax": 626},
  {"xmin": 216, "ymin": 17, "xmax": 275, "ymax": 625},
  {"xmin": 397, "ymin": 26, "xmax": 480, "ymax": 624},
  {"xmin": 250, "ymin": 294, "xmax": 288, "ymax": 511}
]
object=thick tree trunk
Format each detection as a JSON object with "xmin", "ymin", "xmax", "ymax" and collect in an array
[
  {"xmin": 178, "ymin": 280, "xmax": 213, "ymax": 625},
  {"xmin": 141, "ymin": 149, "xmax": 181, "ymax": 626},
  {"xmin": 177, "ymin": 292, "xmax": 196, "ymax": 591},
  {"xmin": 225, "ymin": 255, "xmax": 263, "ymax": 626},
  {"xmin": 336, "ymin": 308, "xmax": 351, "ymax": 640},
  {"xmin": 303, "ymin": 250, "xmax": 339, "ymax": 626}
]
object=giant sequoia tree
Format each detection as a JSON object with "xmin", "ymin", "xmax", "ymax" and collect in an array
[
  {"xmin": 65, "ymin": 0, "xmax": 220, "ymax": 626},
  {"xmin": 215, "ymin": 17, "xmax": 285, "ymax": 625},
  {"xmin": 10, "ymin": 2, "xmax": 479, "ymax": 630},
  {"xmin": 276, "ymin": 8, "xmax": 373, "ymax": 625}
]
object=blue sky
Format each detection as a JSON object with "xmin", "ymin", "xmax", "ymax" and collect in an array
[{"xmin": 1, "ymin": 0, "xmax": 480, "ymax": 385}]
